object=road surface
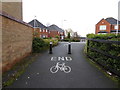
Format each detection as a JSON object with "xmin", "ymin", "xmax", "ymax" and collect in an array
[{"xmin": 7, "ymin": 42, "xmax": 118, "ymax": 88}]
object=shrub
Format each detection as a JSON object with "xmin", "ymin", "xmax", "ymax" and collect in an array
[
  {"xmin": 86, "ymin": 33, "xmax": 120, "ymax": 75},
  {"xmin": 32, "ymin": 37, "xmax": 59, "ymax": 53},
  {"xmin": 63, "ymin": 38, "xmax": 71, "ymax": 42},
  {"xmin": 32, "ymin": 37, "xmax": 49, "ymax": 53},
  {"xmin": 55, "ymin": 35, "xmax": 60, "ymax": 39}
]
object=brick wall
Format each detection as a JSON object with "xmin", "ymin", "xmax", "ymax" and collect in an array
[
  {"xmin": 0, "ymin": 14, "xmax": 2, "ymax": 72},
  {"xmin": 49, "ymin": 30, "xmax": 59, "ymax": 38},
  {"xmin": 111, "ymin": 25, "xmax": 120, "ymax": 30},
  {"xmin": 40, "ymin": 29, "xmax": 49, "ymax": 38},
  {"xmin": 2, "ymin": 1, "xmax": 23, "ymax": 20},
  {"xmin": 95, "ymin": 19, "xmax": 111, "ymax": 34},
  {"xmin": 1, "ymin": 15, "xmax": 33, "ymax": 72}
]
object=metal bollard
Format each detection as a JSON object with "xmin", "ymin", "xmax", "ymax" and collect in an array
[
  {"xmin": 68, "ymin": 42, "xmax": 71, "ymax": 54},
  {"xmin": 49, "ymin": 42, "xmax": 53, "ymax": 54}
]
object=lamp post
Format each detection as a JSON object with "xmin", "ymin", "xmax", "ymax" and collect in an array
[
  {"xmin": 33, "ymin": 16, "xmax": 37, "ymax": 37},
  {"xmin": 117, "ymin": 1, "xmax": 120, "ymax": 36},
  {"xmin": 61, "ymin": 20, "xmax": 67, "ymax": 40}
]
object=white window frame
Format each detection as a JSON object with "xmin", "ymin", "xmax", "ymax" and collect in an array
[
  {"xmin": 115, "ymin": 25, "xmax": 118, "ymax": 30},
  {"xmin": 40, "ymin": 29, "xmax": 42, "ymax": 32},
  {"xmin": 60, "ymin": 32, "xmax": 63, "ymax": 34},
  {"xmin": 99, "ymin": 25, "xmax": 107, "ymax": 30}
]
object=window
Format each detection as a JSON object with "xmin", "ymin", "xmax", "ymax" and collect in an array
[
  {"xmin": 40, "ymin": 29, "xmax": 42, "ymax": 32},
  {"xmin": 60, "ymin": 32, "xmax": 63, "ymax": 34},
  {"xmin": 115, "ymin": 25, "xmax": 118, "ymax": 29},
  {"xmin": 99, "ymin": 25, "xmax": 106, "ymax": 30},
  {"xmin": 43, "ymin": 35, "xmax": 46, "ymax": 38}
]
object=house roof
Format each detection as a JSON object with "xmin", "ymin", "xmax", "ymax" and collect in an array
[
  {"xmin": 47, "ymin": 24, "xmax": 64, "ymax": 32},
  {"xmin": 105, "ymin": 17, "xmax": 120, "ymax": 24},
  {"xmin": 28, "ymin": 19, "xmax": 47, "ymax": 29}
]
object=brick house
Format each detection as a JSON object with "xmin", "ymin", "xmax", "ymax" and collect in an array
[
  {"xmin": 95, "ymin": 17, "xmax": 120, "ymax": 34},
  {"xmin": 29, "ymin": 19, "xmax": 65, "ymax": 39},
  {"xmin": 28, "ymin": 19, "xmax": 49, "ymax": 38},
  {"xmin": 47, "ymin": 24, "xmax": 65, "ymax": 39}
]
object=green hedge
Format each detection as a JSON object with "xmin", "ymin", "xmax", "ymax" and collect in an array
[
  {"xmin": 86, "ymin": 34, "xmax": 120, "ymax": 74},
  {"xmin": 63, "ymin": 38, "xmax": 80, "ymax": 42},
  {"xmin": 32, "ymin": 37, "xmax": 58, "ymax": 53},
  {"xmin": 87, "ymin": 33, "xmax": 120, "ymax": 41}
]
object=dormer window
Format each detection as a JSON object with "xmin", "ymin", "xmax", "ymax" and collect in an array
[{"xmin": 99, "ymin": 25, "xmax": 106, "ymax": 30}]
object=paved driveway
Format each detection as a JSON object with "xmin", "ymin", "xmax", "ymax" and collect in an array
[{"xmin": 7, "ymin": 42, "xmax": 118, "ymax": 88}]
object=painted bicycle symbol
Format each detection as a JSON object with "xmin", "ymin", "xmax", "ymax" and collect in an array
[{"xmin": 50, "ymin": 62, "xmax": 71, "ymax": 73}]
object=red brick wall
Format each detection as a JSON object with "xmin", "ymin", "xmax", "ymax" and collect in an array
[
  {"xmin": 96, "ymin": 19, "xmax": 111, "ymax": 34},
  {"xmin": 33, "ymin": 28, "xmax": 40, "ymax": 37},
  {"xmin": 40, "ymin": 29, "xmax": 49, "ymax": 38},
  {"xmin": 111, "ymin": 25, "xmax": 120, "ymax": 30},
  {"xmin": 33, "ymin": 28, "xmax": 65, "ymax": 38},
  {"xmin": 49, "ymin": 30, "xmax": 58, "ymax": 37}
]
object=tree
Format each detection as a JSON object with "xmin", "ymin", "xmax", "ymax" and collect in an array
[{"xmin": 67, "ymin": 32, "xmax": 71, "ymax": 39}]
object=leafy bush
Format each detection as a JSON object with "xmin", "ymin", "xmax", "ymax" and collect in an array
[
  {"xmin": 63, "ymin": 38, "xmax": 80, "ymax": 42},
  {"xmin": 63, "ymin": 38, "xmax": 71, "ymax": 42},
  {"xmin": 32, "ymin": 37, "xmax": 58, "ymax": 53},
  {"xmin": 55, "ymin": 35, "xmax": 60, "ymax": 39},
  {"xmin": 87, "ymin": 33, "xmax": 120, "ymax": 41},
  {"xmin": 32, "ymin": 37, "xmax": 48, "ymax": 53},
  {"xmin": 72, "ymin": 38, "xmax": 80, "ymax": 42},
  {"xmin": 43, "ymin": 39, "xmax": 58, "ymax": 47},
  {"xmin": 86, "ymin": 33, "xmax": 120, "ymax": 75}
]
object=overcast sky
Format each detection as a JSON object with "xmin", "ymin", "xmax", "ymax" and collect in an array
[{"xmin": 23, "ymin": 0, "xmax": 119, "ymax": 37}]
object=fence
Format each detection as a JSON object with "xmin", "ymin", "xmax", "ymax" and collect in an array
[{"xmin": 86, "ymin": 38, "xmax": 120, "ymax": 77}]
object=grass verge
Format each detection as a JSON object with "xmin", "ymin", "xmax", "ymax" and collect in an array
[
  {"xmin": 2, "ymin": 53, "xmax": 41, "ymax": 87},
  {"xmin": 83, "ymin": 47, "xmax": 120, "ymax": 88}
]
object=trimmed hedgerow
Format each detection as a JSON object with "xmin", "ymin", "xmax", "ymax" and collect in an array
[
  {"xmin": 86, "ymin": 33, "xmax": 120, "ymax": 75},
  {"xmin": 32, "ymin": 37, "xmax": 58, "ymax": 53}
]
